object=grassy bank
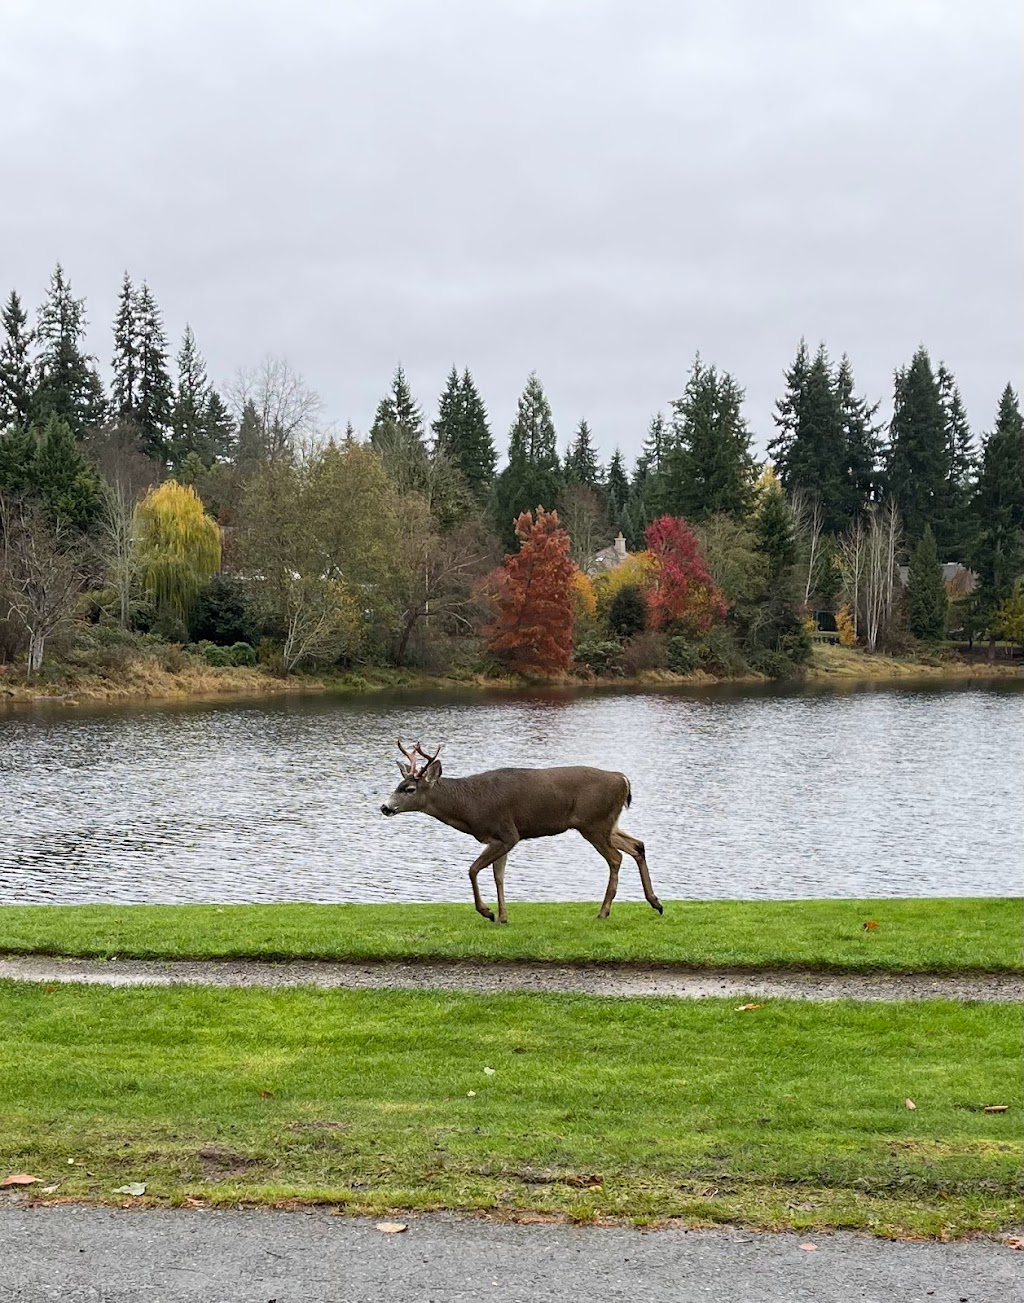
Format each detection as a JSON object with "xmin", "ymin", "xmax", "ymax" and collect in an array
[
  {"xmin": 0, "ymin": 982, "xmax": 1019, "ymax": 1237},
  {"xmin": 2, "ymin": 642, "xmax": 1021, "ymax": 706},
  {"xmin": 1, "ymin": 899, "xmax": 1019, "ymax": 973}
]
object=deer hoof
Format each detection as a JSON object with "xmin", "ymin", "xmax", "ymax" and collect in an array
[
  {"xmin": 652, "ymin": 901, "xmax": 664, "ymax": 915},
  {"xmin": 483, "ymin": 909, "xmax": 496, "ymax": 923}
]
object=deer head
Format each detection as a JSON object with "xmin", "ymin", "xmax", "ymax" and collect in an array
[{"xmin": 381, "ymin": 739, "xmax": 444, "ymax": 817}]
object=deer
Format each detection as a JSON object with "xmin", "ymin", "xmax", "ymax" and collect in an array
[{"xmin": 380, "ymin": 740, "xmax": 664, "ymax": 924}]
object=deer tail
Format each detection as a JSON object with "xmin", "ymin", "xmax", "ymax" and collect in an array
[{"xmin": 623, "ymin": 775, "xmax": 632, "ymax": 809}]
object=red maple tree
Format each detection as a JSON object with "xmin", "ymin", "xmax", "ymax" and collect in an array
[
  {"xmin": 644, "ymin": 514, "xmax": 727, "ymax": 635},
  {"xmin": 484, "ymin": 508, "xmax": 575, "ymax": 675}
]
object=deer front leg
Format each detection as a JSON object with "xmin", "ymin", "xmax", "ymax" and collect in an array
[
  {"xmin": 492, "ymin": 854, "xmax": 508, "ymax": 925},
  {"xmin": 468, "ymin": 842, "xmax": 511, "ymax": 923}
]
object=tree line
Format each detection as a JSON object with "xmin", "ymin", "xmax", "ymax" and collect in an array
[{"xmin": 0, "ymin": 262, "xmax": 1022, "ymax": 681}]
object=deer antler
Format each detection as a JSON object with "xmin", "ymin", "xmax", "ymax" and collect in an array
[
  {"xmin": 396, "ymin": 738, "xmax": 419, "ymax": 774},
  {"xmin": 415, "ymin": 742, "xmax": 443, "ymax": 768}
]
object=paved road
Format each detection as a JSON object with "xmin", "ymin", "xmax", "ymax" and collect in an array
[
  {"xmin": 1, "ymin": 955, "xmax": 1021, "ymax": 1002},
  {"xmin": 0, "ymin": 1208, "xmax": 1020, "ymax": 1303}
]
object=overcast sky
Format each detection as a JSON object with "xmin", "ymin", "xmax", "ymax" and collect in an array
[{"xmin": 2, "ymin": 0, "xmax": 1021, "ymax": 462}]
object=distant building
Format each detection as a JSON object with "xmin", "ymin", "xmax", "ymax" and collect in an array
[
  {"xmin": 586, "ymin": 532, "xmax": 628, "ymax": 576},
  {"xmin": 897, "ymin": 561, "xmax": 977, "ymax": 595}
]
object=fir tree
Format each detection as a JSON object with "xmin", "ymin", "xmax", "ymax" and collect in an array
[
  {"xmin": 835, "ymin": 353, "xmax": 882, "ymax": 526},
  {"xmin": 111, "ymin": 271, "xmax": 140, "ymax": 419},
  {"xmin": 971, "ymin": 384, "xmax": 1024, "ymax": 646},
  {"xmin": 565, "ymin": 418, "xmax": 601, "ymax": 488},
  {"xmin": 134, "ymin": 283, "xmax": 173, "ymax": 463},
  {"xmin": 431, "ymin": 367, "xmax": 496, "ymax": 500},
  {"xmin": 886, "ymin": 346, "xmax": 949, "ymax": 548},
  {"xmin": 906, "ymin": 525, "xmax": 947, "ymax": 640},
  {"xmin": 769, "ymin": 342, "xmax": 847, "ymax": 533},
  {"xmin": 665, "ymin": 356, "xmax": 755, "ymax": 520},
  {"xmin": 203, "ymin": 389, "xmax": 236, "ymax": 463},
  {"xmin": 370, "ymin": 364, "xmax": 424, "ymax": 450},
  {"xmin": 938, "ymin": 364, "xmax": 976, "ymax": 560},
  {"xmin": 0, "ymin": 424, "xmax": 37, "ymax": 495},
  {"xmin": 31, "ymin": 415, "xmax": 102, "ymax": 532},
  {"xmin": 170, "ymin": 325, "xmax": 212, "ymax": 467},
  {"xmin": 0, "ymin": 290, "xmax": 33, "ymax": 432},
  {"xmin": 605, "ymin": 448, "xmax": 630, "ymax": 516},
  {"xmin": 490, "ymin": 373, "xmax": 563, "ymax": 547},
  {"xmin": 32, "ymin": 264, "xmax": 106, "ymax": 437}
]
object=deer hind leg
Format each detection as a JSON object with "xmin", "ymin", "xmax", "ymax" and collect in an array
[
  {"xmin": 581, "ymin": 830, "xmax": 623, "ymax": 919},
  {"xmin": 492, "ymin": 854, "xmax": 509, "ymax": 925},
  {"xmin": 611, "ymin": 827, "xmax": 664, "ymax": 914}
]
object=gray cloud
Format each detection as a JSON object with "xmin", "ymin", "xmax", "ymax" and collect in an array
[{"xmin": 1, "ymin": 0, "xmax": 1020, "ymax": 460}]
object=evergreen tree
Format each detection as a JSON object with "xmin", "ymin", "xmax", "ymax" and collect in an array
[
  {"xmin": 490, "ymin": 373, "xmax": 563, "ymax": 547},
  {"xmin": 204, "ymin": 389, "xmax": 236, "ymax": 463},
  {"xmin": 640, "ymin": 412, "xmax": 670, "ymax": 478},
  {"xmin": 605, "ymin": 448, "xmax": 630, "ymax": 516},
  {"xmin": 665, "ymin": 356, "xmax": 755, "ymax": 520},
  {"xmin": 0, "ymin": 290, "xmax": 33, "ymax": 432},
  {"xmin": 111, "ymin": 271, "xmax": 141, "ymax": 420},
  {"xmin": 170, "ymin": 325, "xmax": 213, "ymax": 467},
  {"xmin": 0, "ymin": 425, "xmax": 37, "ymax": 494},
  {"xmin": 134, "ymin": 283, "xmax": 173, "ymax": 463},
  {"xmin": 608, "ymin": 584, "xmax": 647, "ymax": 639},
  {"xmin": 885, "ymin": 346, "xmax": 949, "ymax": 548},
  {"xmin": 370, "ymin": 364, "xmax": 424, "ymax": 450},
  {"xmin": 906, "ymin": 525, "xmax": 947, "ymax": 640},
  {"xmin": 835, "ymin": 353, "xmax": 882, "ymax": 526},
  {"xmin": 235, "ymin": 399, "xmax": 266, "ymax": 471},
  {"xmin": 431, "ymin": 367, "xmax": 496, "ymax": 501},
  {"xmin": 938, "ymin": 364, "xmax": 976, "ymax": 560},
  {"xmin": 31, "ymin": 415, "xmax": 102, "ymax": 532},
  {"xmin": 769, "ymin": 342, "xmax": 847, "ymax": 533},
  {"xmin": 565, "ymin": 418, "xmax": 601, "ymax": 488},
  {"xmin": 971, "ymin": 384, "xmax": 1024, "ymax": 644},
  {"xmin": 32, "ymin": 264, "xmax": 106, "ymax": 437}
]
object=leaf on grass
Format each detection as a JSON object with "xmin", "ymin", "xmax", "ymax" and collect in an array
[
  {"xmin": 1005, "ymin": 1237, "xmax": 1024, "ymax": 1250},
  {"xmin": 904, "ymin": 1099, "xmax": 917, "ymax": 1110},
  {"xmin": 984, "ymin": 1105, "xmax": 1009, "ymax": 1113},
  {"xmin": 483, "ymin": 1067, "xmax": 496, "ymax": 1076},
  {"xmin": 466, "ymin": 1090, "xmax": 477, "ymax": 1098},
  {"xmin": 375, "ymin": 1222, "xmax": 407, "ymax": 1234},
  {"xmin": 111, "ymin": 1183, "xmax": 146, "ymax": 1197},
  {"xmin": 1, "ymin": 1175, "xmax": 39, "ymax": 1187},
  {"xmin": 799, "ymin": 1243, "xmax": 817, "ymax": 1251},
  {"xmin": 258, "ymin": 1090, "xmax": 274, "ymax": 1098},
  {"xmin": 735, "ymin": 1003, "xmax": 762, "ymax": 1012},
  {"xmin": 40, "ymin": 1185, "xmax": 60, "ymax": 1194},
  {"xmin": 862, "ymin": 920, "xmax": 879, "ymax": 931}
]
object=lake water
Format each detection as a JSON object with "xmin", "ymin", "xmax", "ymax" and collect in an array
[{"xmin": 2, "ymin": 682, "xmax": 1023, "ymax": 906}]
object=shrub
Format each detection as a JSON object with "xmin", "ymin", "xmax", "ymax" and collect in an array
[
  {"xmin": 666, "ymin": 636, "xmax": 701, "ymax": 674},
  {"xmin": 747, "ymin": 649, "xmax": 794, "ymax": 680},
  {"xmin": 835, "ymin": 604, "xmax": 857, "ymax": 647},
  {"xmin": 608, "ymin": 584, "xmax": 647, "ymax": 639},
  {"xmin": 163, "ymin": 643, "xmax": 186, "ymax": 674},
  {"xmin": 573, "ymin": 636, "xmax": 623, "ymax": 676},
  {"xmin": 621, "ymin": 630, "xmax": 668, "ymax": 675},
  {"xmin": 192, "ymin": 575, "xmax": 257, "ymax": 646},
  {"xmin": 203, "ymin": 645, "xmax": 232, "ymax": 667},
  {"xmin": 696, "ymin": 626, "xmax": 748, "ymax": 676},
  {"xmin": 228, "ymin": 641, "xmax": 257, "ymax": 667}
]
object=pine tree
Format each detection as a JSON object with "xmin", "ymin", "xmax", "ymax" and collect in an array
[
  {"xmin": 134, "ymin": 283, "xmax": 173, "ymax": 463},
  {"xmin": 938, "ymin": 364, "xmax": 976, "ymax": 561},
  {"xmin": 605, "ymin": 448, "xmax": 629, "ymax": 515},
  {"xmin": 835, "ymin": 353, "xmax": 882, "ymax": 527},
  {"xmin": 971, "ymin": 384, "xmax": 1024, "ymax": 648},
  {"xmin": 640, "ymin": 412, "xmax": 670, "ymax": 478},
  {"xmin": 111, "ymin": 271, "xmax": 141, "ymax": 419},
  {"xmin": 31, "ymin": 415, "xmax": 102, "ymax": 532},
  {"xmin": 0, "ymin": 424, "xmax": 37, "ymax": 494},
  {"xmin": 565, "ymin": 418, "xmax": 601, "ymax": 488},
  {"xmin": 906, "ymin": 525, "xmax": 947, "ymax": 640},
  {"xmin": 431, "ymin": 367, "xmax": 496, "ymax": 501},
  {"xmin": 432, "ymin": 366, "xmax": 461, "ymax": 456},
  {"xmin": 886, "ymin": 346, "xmax": 949, "ymax": 548},
  {"xmin": 769, "ymin": 342, "xmax": 847, "ymax": 533},
  {"xmin": 370, "ymin": 364, "xmax": 424, "ymax": 450},
  {"xmin": 203, "ymin": 389, "xmax": 236, "ymax": 463},
  {"xmin": 665, "ymin": 357, "xmax": 755, "ymax": 520},
  {"xmin": 490, "ymin": 373, "xmax": 563, "ymax": 547},
  {"xmin": 0, "ymin": 290, "xmax": 33, "ymax": 432},
  {"xmin": 32, "ymin": 264, "xmax": 106, "ymax": 437},
  {"xmin": 170, "ymin": 325, "xmax": 211, "ymax": 467}
]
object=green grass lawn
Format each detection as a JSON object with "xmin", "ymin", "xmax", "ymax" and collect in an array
[
  {"xmin": 0, "ymin": 982, "xmax": 1019, "ymax": 1237},
  {"xmin": 0, "ymin": 899, "xmax": 1020, "ymax": 972}
]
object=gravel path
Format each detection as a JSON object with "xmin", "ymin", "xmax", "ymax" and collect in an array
[
  {"xmin": 1, "ymin": 1207, "xmax": 1022, "ymax": 1303},
  {"xmin": 0, "ymin": 953, "xmax": 1020, "ymax": 1001}
]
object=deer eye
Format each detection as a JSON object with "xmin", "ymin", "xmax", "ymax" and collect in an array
[{"xmin": 400, "ymin": 784, "xmax": 416, "ymax": 794}]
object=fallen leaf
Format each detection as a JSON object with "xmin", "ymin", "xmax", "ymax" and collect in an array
[
  {"xmin": 375, "ymin": 1222, "xmax": 407, "ymax": 1234},
  {"xmin": 66, "ymin": 1159, "xmax": 76, "ymax": 1166},
  {"xmin": 1, "ymin": 1175, "xmax": 39, "ymax": 1187},
  {"xmin": 904, "ymin": 1098, "xmax": 917, "ymax": 1110},
  {"xmin": 984, "ymin": 1105, "xmax": 1009, "ymax": 1113},
  {"xmin": 735, "ymin": 1003, "xmax": 762, "ymax": 1012},
  {"xmin": 40, "ymin": 1185, "xmax": 60, "ymax": 1194},
  {"xmin": 1005, "ymin": 1237, "xmax": 1024, "ymax": 1250},
  {"xmin": 483, "ymin": 1067, "xmax": 496, "ymax": 1076},
  {"xmin": 258, "ymin": 1090, "xmax": 274, "ymax": 1098},
  {"xmin": 111, "ymin": 1183, "xmax": 146, "ymax": 1197},
  {"xmin": 466, "ymin": 1090, "xmax": 477, "ymax": 1098},
  {"xmin": 863, "ymin": 920, "xmax": 879, "ymax": 931},
  {"xmin": 799, "ymin": 1243, "xmax": 818, "ymax": 1251},
  {"xmin": 43, "ymin": 985, "xmax": 58, "ymax": 993}
]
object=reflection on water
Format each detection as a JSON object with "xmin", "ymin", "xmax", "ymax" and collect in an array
[{"xmin": 2, "ymin": 682, "xmax": 1023, "ymax": 904}]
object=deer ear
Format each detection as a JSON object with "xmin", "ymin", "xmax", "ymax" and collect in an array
[
  {"xmin": 396, "ymin": 760, "xmax": 412, "ymax": 777},
  {"xmin": 423, "ymin": 758, "xmax": 443, "ymax": 783}
]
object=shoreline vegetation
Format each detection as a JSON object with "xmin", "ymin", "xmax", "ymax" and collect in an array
[{"xmin": 2, "ymin": 641, "xmax": 1022, "ymax": 707}]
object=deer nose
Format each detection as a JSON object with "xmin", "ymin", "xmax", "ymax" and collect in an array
[{"xmin": 381, "ymin": 804, "xmax": 394, "ymax": 817}]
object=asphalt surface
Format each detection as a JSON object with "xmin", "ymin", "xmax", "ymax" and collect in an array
[
  {"xmin": 1, "ymin": 954, "xmax": 1021, "ymax": 1001},
  {"xmin": 0, "ymin": 1208, "xmax": 1021, "ymax": 1303}
]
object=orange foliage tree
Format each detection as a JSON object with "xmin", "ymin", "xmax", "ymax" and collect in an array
[
  {"xmin": 485, "ymin": 507, "xmax": 575, "ymax": 675},
  {"xmin": 644, "ymin": 514, "xmax": 727, "ymax": 635}
]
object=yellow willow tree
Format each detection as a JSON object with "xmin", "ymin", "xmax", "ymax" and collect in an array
[{"xmin": 134, "ymin": 480, "xmax": 221, "ymax": 635}]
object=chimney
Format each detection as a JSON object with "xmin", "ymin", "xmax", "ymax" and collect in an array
[{"xmin": 614, "ymin": 531, "xmax": 627, "ymax": 560}]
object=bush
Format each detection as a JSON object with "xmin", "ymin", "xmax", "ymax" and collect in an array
[
  {"xmin": 163, "ymin": 643, "xmax": 186, "ymax": 674},
  {"xmin": 192, "ymin": 575, "xmax": 257, "ymax": 646},
  {"xmin": 696, "ymin": 626, "xmax": 749, "ymax": 676},
  {"xmin": 621, "ymin": 630, "xmax": 668, "ymax": 674},
  {"xmin": 608, "ymin": 584, "xmax": 647, "ymax": 639},
  {"xmin": 747, "ymin": 649, "xmax": 794, "ymax": 680},
  {"xmin": 666, "ymin": 636, "xmax": 701, "ymax": 674},
  {"xmin": 228, "ymin": 641, "xmax": 257, "ymax": 667},
  {"xmin": 573, "ymin": 636, "xmax": 624, "ymax": 676},
  {"xmin": 202, "ymin": 645, "xmax": 232, "ymax": 667}
]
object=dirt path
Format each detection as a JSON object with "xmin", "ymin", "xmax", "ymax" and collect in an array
[{"xmin": 0, "ymin": 954, "xmax": 1020, "ymax": 1001}]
